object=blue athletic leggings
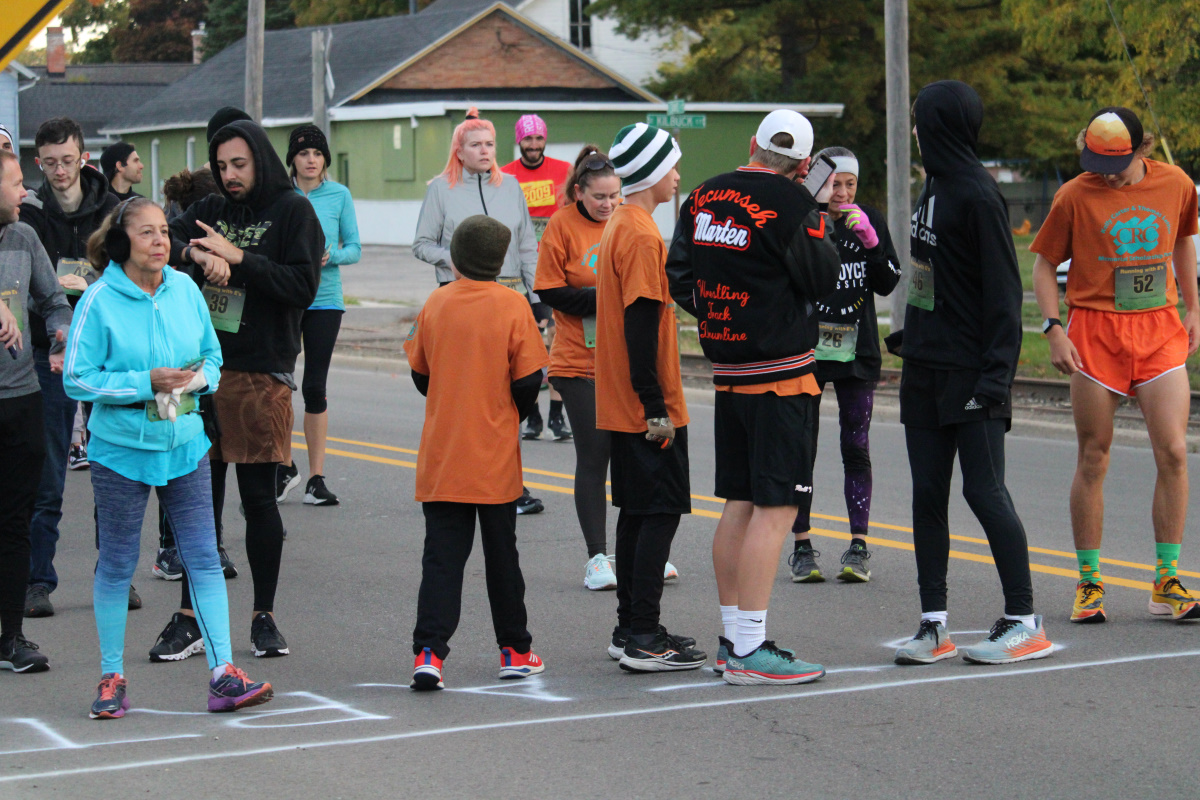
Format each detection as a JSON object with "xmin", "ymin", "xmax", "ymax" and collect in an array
[{"xmin": 91, "ymin": 455, "xmax": 232, "ymax": 674}]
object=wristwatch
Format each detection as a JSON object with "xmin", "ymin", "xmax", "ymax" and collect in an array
[{"xmin": 1042, "ymin": 317, "xmax": 1062, "ymax": 334}]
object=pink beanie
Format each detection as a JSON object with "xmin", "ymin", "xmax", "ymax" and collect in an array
[{"xmin": 515, "ymin": 114, "xmax": 547, "ymax": 141}]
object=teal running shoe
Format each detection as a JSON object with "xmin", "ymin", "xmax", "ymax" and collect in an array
[
  {"xmin": 713, "ymin": 636, "xmax": 732, "ymax": 675},
  {"xmin": 722, "ymin": 641, "xmax": 824, "ymax": 686},
  {"xmin": 894, "ymin": 620, "xmax": 957, "ymax": 665},
  {"xmin": 961, "ymin": 616, "xmax": 1053, "ymax": 665}
]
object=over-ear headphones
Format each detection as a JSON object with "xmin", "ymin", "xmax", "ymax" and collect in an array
[{"xmin": 105, "ymin": 198, "xmax": 135, "ymax": 264}]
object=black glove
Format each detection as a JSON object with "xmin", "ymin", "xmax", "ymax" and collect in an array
[
  {"xmin": 532, "ymin": 302, "xmax": 553, "ymax": 324},
  {"xmin": 645, "ymin": 417, "xmax": 675, "ymax": 449}
]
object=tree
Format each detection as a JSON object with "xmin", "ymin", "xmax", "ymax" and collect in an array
[
  {"xmin": 203, "ymin": 0, "xmax": 295, "ymax": 60},
  {"xmin": 109, "ymin": 0, "xmax": 207, "ymax": 62},
  {"xmin": 61, "ymin": 0, "xmax": 129, "ymax": 64},
  {"xmin": 291, "ymin": 0, "xmax": 417, "ymax": 27}
]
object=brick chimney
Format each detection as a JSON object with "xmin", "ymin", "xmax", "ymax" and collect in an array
[
  {"xmin": 191, "ymin": 21, "xmax": 207, "ymax": 64},
  {"xmin": 46, "ymin": 26, "xmax": 66, "ymax": 76}
]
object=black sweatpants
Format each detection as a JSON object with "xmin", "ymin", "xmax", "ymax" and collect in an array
[
  {"xmin": 614, "ymin": 510, "xmax": 680, "ymax": 634},
  {"xmin": 905, "ymin": 419, "xmax": 1034, "ymax": 616},
  {"xmin": 552, "ymin": 376, "xmax": 610, "ymax": 557},
  {"xmin": 0, "ymin": 392, "xmax": 45, "ymax": 640},
  {"xmin": 412, "ymin": 501, "xmax": 532, "ymax": 660}
]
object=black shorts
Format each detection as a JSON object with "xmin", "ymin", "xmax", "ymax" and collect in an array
[
  {"xmin": 714, "ymin": 390, "xmax": 817, "ymax": 507},
  {"xmin": 609, "ymin": 426, "xmax": 691, "ymax": 515},
  {"xmin": 899, "ymin": 362, "xmax": 1011, "ymax": 429}
]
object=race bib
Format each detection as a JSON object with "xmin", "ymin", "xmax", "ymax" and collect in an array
[
  {"xmin": 497, "ymin": 276, "xmax": 527, "ymax": 296},
  {"xmin": 582, "ymin": 315, "xmax": 596, "ymax": 349},
  {"xmin": 1114, "ymin": 262, "xmax": 1168, "ymax": 311},
  {"xmin": 57, "ymin": 258, "xmax": 98, "ymax": 297},
  {"xmin": 1, "ymin": 293, "xmax": 21, "ymax": 332},
  {"xmin": 907, "ymin": 257, "xmax": 935, "ymax": 311},
  {"xmin": 815, "ymin": 320, "xmax": 858, "ymax": 362},
  {"xmin": 202, "ymin": 284, "xmax": 246, "ymax": 333},
  {"xmin": 531, "ymin": 217, "xmax": 549, "ymax": 243}
]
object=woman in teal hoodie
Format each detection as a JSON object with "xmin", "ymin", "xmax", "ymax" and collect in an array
[
  {"xmin": 276, "ymin": 125, "xmax": 360, "ymax": 507},
  {"xmin": 65, "ymin": 197, "xmax": 274, "ymax": 719}
]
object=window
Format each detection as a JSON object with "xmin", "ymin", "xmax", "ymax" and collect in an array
[
  {"xmin": 569, "ymin": 0, "xmax": 591, "ymax": 50},
  {"xmin": 186, "ymin": 136, "xmax": 196, "ymax": 171},
  {"xmin": 338, "ymin": 153, "xmax": 350, "ymax": 190}
]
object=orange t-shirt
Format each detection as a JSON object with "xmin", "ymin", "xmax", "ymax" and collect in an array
[
  {"xmin": 533, "ymin": 203, "xmax": 605, "ymax": 379},
  {"xmin": 1031, "ymin": 159, "xmax": 1199, "ymax": 312},
  {"xmin": 715, "ymin": 374, "xmax": 821, "ymax": 396},
  {"xmin": 404, "ymin": 279, "xmax": 549, "ymax": 503},
  {"xmin": 594, "ymin": 203, "xmax": 689, "ymax": 433}
]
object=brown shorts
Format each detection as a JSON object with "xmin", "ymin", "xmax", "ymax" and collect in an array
[{"xmin": 210, "ymin": 370, "xmax": 293, "ymax": 464}]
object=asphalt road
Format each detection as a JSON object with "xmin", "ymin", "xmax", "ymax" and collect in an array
[{"xmin": 3, "ymin": 363, "xmax": 1199, "ymax": 798}]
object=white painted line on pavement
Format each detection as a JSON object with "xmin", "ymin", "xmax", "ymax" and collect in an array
[
  {"xmin": 0, "ymin": 718, "xmax": 201, "ymax": 757},
  {"xmin": 6, "ymin": 648, "xmax": 1199, "ymax": 784}
]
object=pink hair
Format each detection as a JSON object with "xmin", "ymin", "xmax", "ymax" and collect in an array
[{"xmin": 436, "ymin": 109, "xmax": 503, "ymax": 189}]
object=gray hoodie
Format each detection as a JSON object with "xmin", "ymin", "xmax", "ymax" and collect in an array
[
  {"xmin": 0, "ymin": 221, "xmax": 73, "ymax": 398},
  {"xmin": 412, "ymin": 171, "xmax": 539, "ymax": 299}
]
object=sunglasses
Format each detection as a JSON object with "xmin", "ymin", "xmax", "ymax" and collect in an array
[{"xmin": 582, "ymin": 156, "xmax": 615, "ymax": 171}]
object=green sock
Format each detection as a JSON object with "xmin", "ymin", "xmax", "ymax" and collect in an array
[
  {"xmin": 1076, "ymin": 549, "xmax": 1102, "ymax": 584},
  {"xmin": 1155, "ymin": 543, "xmax": 1181, "ymax": 583}
]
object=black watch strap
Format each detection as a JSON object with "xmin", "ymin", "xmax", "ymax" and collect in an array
[{"xmin": 1042, "ymin": 317, "xmax": 1062, "ymax": 334}]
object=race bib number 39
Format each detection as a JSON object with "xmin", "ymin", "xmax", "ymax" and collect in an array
[
  {"xmin": 816, "ymin": 321, "xmax": 858, "ymax": 362},
  {"xmin": 907, "ymin": 257, "xmax": 934, "ymax": 311},
  {"xmin": 1114, "ymin": 262, "xmax": 1168, "ymax": 311},
  {"xmin": 202, "ymin": 284, "xmax": 246, "ymax": 333}
]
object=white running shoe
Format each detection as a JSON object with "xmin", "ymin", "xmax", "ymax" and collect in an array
[
  {"xmin": 664, "ymin": 561, "xmax": 680, "ymax": 583},
  {"xmin": 584, "ymin": 553, "xmax": 618, "ymax": 590}
]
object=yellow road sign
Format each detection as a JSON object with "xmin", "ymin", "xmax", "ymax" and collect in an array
[{"xmin": 1, "ymin": 0, "xmax": 76, "ymax": 73}]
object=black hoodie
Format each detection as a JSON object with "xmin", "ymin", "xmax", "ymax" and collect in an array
[
  {"xmin": 170, "ymin": 120, "xmax": 324, "ymax": 374},
  {"xmin": 900, "ymin": 80, "xmax": 1022, "ymax": 406},
  {"xmin": 21, "ymin": 164, "xmax": 118, "ymax": 349}
]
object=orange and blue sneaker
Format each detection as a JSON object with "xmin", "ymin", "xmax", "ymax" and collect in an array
[
  {"xmin": 498, "ymin": 647, "xmax": 545, "ymax": 679},
  {"xmin": 1149, "ymin": 577, "xmax": 1200, "ymax": 621},
  {"xmin": 208, "ymin": 664, "xmax": 273, "ymax": 712},
  {"xmin": 894, "ymin": 620, "xmax": 957, "ymax": 665},
  {"xmin": 89, "ymin": 673, "xmax": 129, "ymax": 720},
  {"xmin": 1071, "ymin": 581, "xmax": 1106, "ymax": 623},
  {"xmin": 411, "ymin": 647, "xmax": 444, "ymax": 690},
  {"xmin": 961, "ymin": 616, "xmax": 1052, "ymax": 665}
]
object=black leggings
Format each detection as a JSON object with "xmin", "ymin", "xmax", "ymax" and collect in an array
[
  {"xmin": 179, "ymin": 459, "xmax": 284, "ymax": 613},
  {"xmin": 551, "ymin": 376, "xmax": 611, "ymax": 557},
  {"xmin": 905, "ymin": 420, "xmax": 1033, "ymax": 616},
  {"xmin": 300, "ymin": 309, "xmax": 343, "ymax": 414}
]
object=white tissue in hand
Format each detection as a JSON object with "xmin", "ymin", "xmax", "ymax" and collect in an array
[
  {"xmin": 182, "ymin": 371, "xmax": 208, "ymax": 394},
  {"xmin": 154, "ymin": 391, "xmax": 175, "ymax": 422}
]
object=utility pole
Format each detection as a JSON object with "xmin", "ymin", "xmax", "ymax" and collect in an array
[
  {"xmin": 885, "ymin": 0, "xmax": 911, "ymax": 332},
  {"xmin": 245, "ymin": 0, "xmax": 265, "ymax": 123},
  {"xmin": 311, "ymin": 30, "xmax": 329, "ymax": 137}
]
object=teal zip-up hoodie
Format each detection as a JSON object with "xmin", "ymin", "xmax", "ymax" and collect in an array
[
  {"xmin": 295, "ymin": 178, "xmax": 360, "ymax": 310},
  {"xmin": 64, "ymin": 263, "xmax": 222, "ymax": 481}
]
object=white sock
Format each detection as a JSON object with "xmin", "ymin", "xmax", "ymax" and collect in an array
[
  {"xmin": 1005, "ymin": 613, "xmax": 1037, "ymax": 630},
  {"xmin": 720, "ymin": 605, "xmax": 738, "ymax": 642},
  {"xmin": 212, "ymin": 665, "xmax": 228, "ymax": 681},
  {"xmin": 734, "ymin": 609, "xmax": 767, "ymax": 657},
  {"xmin": 921, "ymin": 611, "xmax": 948, "ymax": 628}
]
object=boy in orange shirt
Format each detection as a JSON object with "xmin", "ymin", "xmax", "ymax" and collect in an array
[
  {"xmin": 596, "ymin": 123, "xmax": 706, "ymax": 672},
  {"xmin": 404, "ymin": 215, "xmax": 551, "ymax": 690}
]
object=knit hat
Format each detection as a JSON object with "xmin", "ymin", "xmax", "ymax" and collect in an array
[
  {"xmin": 207, "ymin": 106, "xmax": 252, "ymax": 144},
  {"xmin": 450, "ymin": 215, "xmax": 511, "ymax": 281},
  {"xmin": 515, "ymin": 114, "xmax": 547, "ymax": 142},
  {"xmin": 287, "ymin": 124, "xmax": 331, "ymax": 168},
  {"xmin": 610, "ymin": 123, "xmax": 681, "ymax": 195},
  {"xmin": 100, "ymin": 142, "xmax": 136, "ymax": 181},
  {"xmin": 0, "ymin": 124, "xmax": 13, "ymax": 150}
]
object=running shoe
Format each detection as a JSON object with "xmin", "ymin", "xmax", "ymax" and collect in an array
[
  {"xmin": 303, "ymin": 474, "xmax": 339, "ymax": 506},
  {"xmin": 208, "ymin": 663, "xmax": 274, "ymax": 712},
  {"xmin": 498, "ymin": 647, "xmax": 545, "ymax": 679},
  {"xmin": 251, "ymin": 612, "xmax": 290, "ymax": 657},
  {"xmin": 548, "ymin": 415, "xmax": 572, "ymax": 442},
  {"xmin": 1071, "ymin": 581, "xmax": 1106, "ymax": 624},
  {"xmin": 24, "ymin": 584, "xmax": 53, "ymax": 618},
  {"xmin": 608, "ymin": 626, "xmax": 697, "ymax": 660},
  {"xmin": 68, "ymin": 443, "xmax": 90, "ymax": 470},
  {"xmin": 961, "ymin": 616, "xmax": 1053, "ymax": 664},
  {"xmin": 584, "ymin": 553, "xmax": 618, "ymax": 591},
  {"xmin": 788, "ymin": 545, "xmax": 824, "ymax": 583},
  {"xmin": 521, "ymin": 417, "xmax": 543, "ymax": 441},
  {"xmin": 1149, "ymin": 576, "xmax": 1200, "ymax": 621},
  {"xmin": 128, "ymin": 585, "xmax": 142, "ymax": 610},
  {"xmin": 275, "ymin": 462, "xmax": 301, "ymax": 503},
  {"xmin": 664, "ymin": 560, "xmax": 680, "ymax": 583},
  {"xmin": 837, "ymin": 540, "xmax": 872, "ymax": 582},
  {"xmin": 218, "ymin": 546, "xmax": 239, "ymax": 579},
  {"xmin": 149, "ymin": 612, "xmax": 205, "ymax": 662},
  {"xmin": 516, "ymin": 487, "xmax": 544, "ymax": 515},
  {"xmin": 153, "ymin": 547, "xmax": 184, "ymax": 580},
  {"xmin": 723, "ymin": 640, "xmax": 825, "ymax": 686},
  {"xmin": 894, "ymin": 620, "xmax": 957, "ymax": 665},
  {"xmin": 0, "ymin": 633, "xmax": 50, "ymax": 673},
  {"xmin": 411, "ymin": 648, "xmax": 444, "ymax": 690},
  {"xmin": 89, "ymin": 673, "xmax": 129, "ymax": 719},
  {"xmin": 618, "ymin": 630, "xmax": 706, "ymax": 672},
  {"xmin": 713, "ymin": 636, "xmax": 732, "ymax": 676}
]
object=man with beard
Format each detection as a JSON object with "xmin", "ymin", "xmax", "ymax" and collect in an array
[
  {"xmin": 100, "ymin": 143, "xmax": 144, "ymax": 202},
  {"xmin": 19, "ymin": 117, "xmax": 119, "ymax": 619}
]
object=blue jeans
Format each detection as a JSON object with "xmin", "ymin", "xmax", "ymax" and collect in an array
[
  {"xmin": 91, "ymin": 455, "xmax": 232, "ymax": 674},
  {"xmin": 28, "ymin": 348, "xmax": 76, "ymax": 593}
]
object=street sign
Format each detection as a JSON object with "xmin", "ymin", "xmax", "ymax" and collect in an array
[
  {"xmin": 666, "ymin": 99, "xmax": 686, "ymax": 116},
  {"xmin": 646, "ymin": 113, "xmax": 707, "ymax": 129}
]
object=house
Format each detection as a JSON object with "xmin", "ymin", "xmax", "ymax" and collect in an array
[{"xmin": 0, "ymin": 60, "xmax": 38, "ymax": 154}]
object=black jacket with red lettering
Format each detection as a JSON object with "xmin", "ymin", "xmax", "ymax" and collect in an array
[{"xmin": 666, "ymin": 165, "xmax": 840, "ymax": 386}]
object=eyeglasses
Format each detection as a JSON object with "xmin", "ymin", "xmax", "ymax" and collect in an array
[
  {"xmin": 582, "ymin": 156, "xmax": 614, "ymax": 171},
  {"xmin": 39, "ymin": 157, "xmax": 79, "ymax": 174}
]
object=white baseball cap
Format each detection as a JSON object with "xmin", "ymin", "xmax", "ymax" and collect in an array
[{"xmin": 755, "ymin": 110, "xmax": 814, "ymax": 160}]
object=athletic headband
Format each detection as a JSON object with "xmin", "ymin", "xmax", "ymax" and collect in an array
[
  {"xmin": 831, "ymin": 156, "xmax": 859, "ymax": 177},
  {"xmin": 515, "ymin": 114, "xmax": 547, "ymax": 141}
]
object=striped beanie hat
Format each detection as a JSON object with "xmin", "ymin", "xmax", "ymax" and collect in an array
[{"xmin": 610, "ymin": 123, "xmax": 681, "ymax": 195}]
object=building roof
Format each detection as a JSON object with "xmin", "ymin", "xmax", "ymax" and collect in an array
[{"xmin": 102, "ymin": 3, "xmax": 654, "ymax": 135}]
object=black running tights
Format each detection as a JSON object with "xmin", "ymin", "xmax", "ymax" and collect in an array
[
  {"xmin": 905, "ymin": 419, "xmax": 1033, "ymax": 616},
  {"xmin": 552, "ymin": 376, "xmax": 611, "ymax": 557}
]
